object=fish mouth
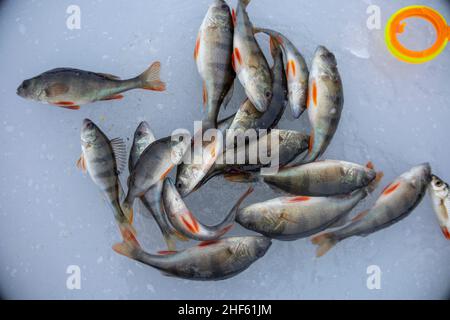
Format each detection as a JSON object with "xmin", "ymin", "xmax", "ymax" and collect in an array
[
  {"xmin": 16, "ymin": 85, "xmax": 25, "ymax": 97},
  {"xmin": 82, "ymin": 118, "xmax": 94, "ymax": 130},
  {"xmin": 137, "ymin": 121, "xmax": 150, "ymax": 131},
  {"xmin": 255, "ymin": 237, "xmax": 272, "ymax": 257},
  {"xmin": 251, "ymin": 99, "xmax": 268, "ymax": 113},
  {"xmin": 291, "ymin": 104, "xmax": 304, "ymax": 119}
]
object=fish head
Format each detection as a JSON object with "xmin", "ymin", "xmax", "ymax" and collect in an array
[
  {"xmin": 133, "ymin": 121, "xmax": 155, "ymax": 153},
  {"xmin": 81, "ymin": 119, "xmax": 100, "ymax": 144},
  {"xmin": 246, "ymin": 236, "xmax": 272, "ymax": 258},
  {"xmin": 163, "ymin": 178, "xmax": 187, "ymax": 215},
  {"xmin": 175, "ymin": 163, "xmax": 202, "ymax": 197},
  {"xmin": 429, "ymin": 175, "xmax": 449, "ymax": 199},
  {"xmin": 312, "ymin": 45, "xmax": 338, "ymax": 77},
  {"xmin": 360, "ymin": 166, "xmax": 377, "ymax": 187},
  {"xmin": 246, "ymin": 72, "xmax": 273, "ymax": 113},
  {"xmin": 229, "ymin": 236, "xmax": 272, "ymax": 259},
  {"xmin": 403, "ymin": 163, "xmax": 432, "ymax": 185},
  {"xmin": 17, "ymin": 77, "xmax": 44, "ymax": 101},
  {"xmin": 205, "ymin": 0, "xmax": 232, "ymax": 27},
  {"xmin": 169, "ymin": 132, "xmax": 191, "ymax": 165}
]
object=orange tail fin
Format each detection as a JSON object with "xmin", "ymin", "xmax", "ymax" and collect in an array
[
  {"xmin": 311, "ymin": 232, "xmax": 338, "ymax": 257},
  {"xmin": 139, "ymin": 61, "xmax": 166, "ymax": 91}
]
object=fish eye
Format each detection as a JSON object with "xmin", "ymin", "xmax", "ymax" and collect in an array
[
  {"xmin": 265, "ymin": 90, "xmax": 272, "ymax": 98},
  {"xmin": 436, "ymin": 181, "xmax": 443, "ymax": 187},
  {"xmin": 176, "ymin": 182, "xmax": 183, "ymax": 189}
]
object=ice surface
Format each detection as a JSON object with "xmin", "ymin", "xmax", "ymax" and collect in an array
[{"xmin": 1, "ymin": 0, "xmax": 450, "ymax": 299}]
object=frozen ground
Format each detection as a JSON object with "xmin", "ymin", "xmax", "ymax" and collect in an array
[{"xmin": 1, "ymin": 0, "xmax": 450, "ymax": 299}]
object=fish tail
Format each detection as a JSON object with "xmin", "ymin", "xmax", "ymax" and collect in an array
[
  {"xmin": 138, "ymin": 61, "xmax": 166, "ymax": 91},
  {"xmin": 311, "ymin": 232, "xmax": 338, "ymax": 257},
  {"xmin": 239, "ymin": 0, "xmax": 251, "ymax": 8},
  {"xmin": 366, "ymin": 162, "xmax": 384, "ymax": 194},
  {"xmin": 224, "ymin": 171, "xmax": 259, "ymax": 183},
  {"xmin": 219, "ymin": 186, "xmax": 254, "ymax": 234},
  {"xmin": 113, "ymin": 226, "xmax": 141, "ymax": 259},
  {"xmin": 121, "ymin": 200, "xmax": 134, "ymax": 224},
  {"xmin": 161, "ymin": 228, "xmax": 189, "ymax": 251},
  {"xmin": 163, "ymin": 234, "xmax": 178, "ymax": 251}
]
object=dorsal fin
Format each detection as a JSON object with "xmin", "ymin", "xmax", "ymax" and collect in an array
[
  {"xmin": 110, "ymin": 137, "xmax": 127, "ymax": 174},
  {"xmin": 98, "ymin": 73, "xmax": 121, "ymax": 80}
]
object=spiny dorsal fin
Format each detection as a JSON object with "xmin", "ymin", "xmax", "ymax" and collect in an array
[{"xmin": 110, "ymin": 137, "xmax": 127, "ymax": 174}]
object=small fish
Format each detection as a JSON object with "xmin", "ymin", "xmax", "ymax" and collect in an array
[
  {"xmin": 123, "ymin": 134, "xmax": 190, "ymax": 219},
  {"xmin": 312, "ymin": 163, "xmax": 431, "ymax": 257},
  {"xmin": 226, "ymin": 37, "xmax": 287, "ymax": 145},
  {"xmin": 163, "ymin": 179, "xmax": 253, "ymax": 240},
  {"xmin": 225, "ymin": 160, "xmax": 380, "ymax": 197},
  {"xmin": 428, "ymin": 175, "xmax": 450, "ymax": 240},
  {"xmin": 17, "ymin": 62, "xmax": 165, "ymax": 109},
  {"xmin": 302, "ymin": 46, "xmax": 343, "ymax": 163},
  {"xmin": 77, "ymin": 119, "xmax": 136, "ymax": 239},
  {"xmin": 237, "ymin": 173, "xmax": 382, "ymax": 240},
  {"xmin": 232, "ymin": 0, "xmax": 272, "ymax": 112},
  {"xmin": 195, "ymin": 0, "xmax": 235, "ymax": 130},
  {"xmin": 113, "ymin": 230, "xmax": 272, "ymax": 281},
  {"xmin": 129, "ymin": 122, "xmax": 187, "ymax": 250},
  {"xmin": 254, "ymin": 28, "xmax": 309, "ymax": 118}
]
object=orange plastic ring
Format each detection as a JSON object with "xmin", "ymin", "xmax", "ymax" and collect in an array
[{"xmin": 385, "ymin": 6, "xmax": 450, "ymax": 63}]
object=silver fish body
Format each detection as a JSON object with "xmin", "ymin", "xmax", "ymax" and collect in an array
[
  {"xmin": 123, "ymin": 134, "xmax": 190, "ymax": 215},
  {"xmin": 428, "ymin": 175, "xmax": 450, "ymax": 240},
  {"xmin": 17, "ymin": 63, "xmax": 165, "ymax": 109},
  {"xmin": 232, "ymin": 0, "xmax": 272, "ymax": 112},
  {"xmin": 114, "ymin": 233, "xmax": 271, "ymax": 281},
  {"xmin": 261, "ymin": 160, "xmax": 377, "ymax": 196},
  {"xmin": 129, "ymin": 122, "xmax": 185, "ymax": 250},
  {"xmin": 312, "ymin": 163, "xmax": 431, "ymax": 257},
  {"xmin": 237, "ymin": 189, "xmax": 369, "ymax": 241},
  {"xmin": 255, "ymin": 28, "xmax": 309, "ymax": 118},
  {"xmin": 226, "ymin": 37, "xmax": 287, "ymax": 144},
  {"xmin": 195, "ymin": 0, "xmax": 235, "ymax": 129},
  {"xmin": 78, "ymin": 119, "xmax": 134, "ymax": 237},
  {"xmin": 302, "ymin": 46, "xmax": 343, "ymax": 163}
]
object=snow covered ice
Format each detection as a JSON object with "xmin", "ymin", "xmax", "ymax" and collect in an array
[{"xmin": 1, "ymin": 0, "xmax": 450, "ymax": 299}]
